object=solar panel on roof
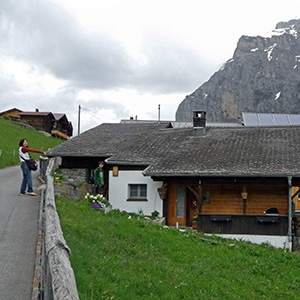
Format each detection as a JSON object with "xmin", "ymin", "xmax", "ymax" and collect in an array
[
  {"xmin": 273, "ymin": 114, "xmax": 290, "ymax": 125},
  {"xmin": 288, "ymin": 114, "xmax": 300, "ymax": 125},
  {"xmin": 258, "ymin": 113, "xmax": 275, "ymax": 126},
  {"xmin": 242, "ymin": 113, "xmax": 259, "ymax": 126},
  {"xmin": 242, "ymin": 112, "xmax": 300, "ymax": 126}
]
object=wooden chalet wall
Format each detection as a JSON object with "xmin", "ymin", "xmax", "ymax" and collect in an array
[
  {"xmin": 201, "ymin": 178, "xmax": 288, "ymax": 216},
  {"xmin": 292, "ymin": 187, "xmax": 300, "ymax": 212},
  {"xmin": 196, "ymin": 178, "xmax": 289, "ymax": 236},
  {"xmin": 0, "ymin": 109, "xmax": 22, "ymax": 119},
  {"xmin": 53, "ymin": 115, "xmax": 73, "ymax": 137},
  {"xmin": 19, "ymin": 114, "xmax": 54, "ymax": 133},
  {"xmin": 202, "ymin": 184, "xmax": 288, "ymax": 215}
]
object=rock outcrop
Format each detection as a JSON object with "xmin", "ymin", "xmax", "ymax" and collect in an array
[{"xmin": 176, "ymin": 19, "xmax": 300, "ymax": 122}]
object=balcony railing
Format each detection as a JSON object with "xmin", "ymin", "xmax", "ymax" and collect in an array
[
  {"xmin": 197, "ymin": 214, "xmax": 288, "ymax": 236},
  {"xmin": 51, "ymin": 129, "xmax": 70, "ymax": 140}
]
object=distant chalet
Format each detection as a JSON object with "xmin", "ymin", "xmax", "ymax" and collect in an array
[
  {"xmin": 18, "ymin": 111, "xmax": 73, "ymax": 139},
  {"xmin": 0, "ymin": 108, "xmax": 73, "ymax": 139}
]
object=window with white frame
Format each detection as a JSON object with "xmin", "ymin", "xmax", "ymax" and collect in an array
[{"xmin": 128, "ymin": 184, "xmax": 147, "ymax": 201}]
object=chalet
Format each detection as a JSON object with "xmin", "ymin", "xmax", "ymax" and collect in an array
[
  {"xmin": 0, "ymin": 108, "xmax": 22, "ymax": 119},
  {"xmin": 18, "ymin": 111, "xmax": 73, "ymax": 139},
  {"xmin": 46, "ymin": 111, "xmax": 300, "ymax": 249},
  {"xmin": 52, "ymin": 113, "xmax": 73, "ymax": 139}
]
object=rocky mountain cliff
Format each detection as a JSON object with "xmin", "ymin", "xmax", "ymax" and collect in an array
[{"xmin": 176, "ymin": 19, "xmax": 300, "ymax": 122}]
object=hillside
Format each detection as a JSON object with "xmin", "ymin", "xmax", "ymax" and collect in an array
[
  {"xmin": 56, "ymin": 196, "xmax": 300, "ymax": 300},
  {"xmin": 0, "ymin": 118, "xmax": 63, "ymax": 168},
  {"xmin": 176, "ymin": 19, "xmax": 300, "ymax": 122}
]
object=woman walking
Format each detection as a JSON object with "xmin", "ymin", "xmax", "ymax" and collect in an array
[{"xmin": 19, "ymin": 139, "xmax": 46, "ymax": 196}]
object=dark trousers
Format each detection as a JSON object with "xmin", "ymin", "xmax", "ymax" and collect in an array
[{"xmin": 95, "ymin": 185, "xmax": 104, "ymax": 195}]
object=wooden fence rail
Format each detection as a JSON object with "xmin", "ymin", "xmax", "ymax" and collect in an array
[{"xmin": 32, "ymin": 157, "xmax": 79, "ymax": 300}]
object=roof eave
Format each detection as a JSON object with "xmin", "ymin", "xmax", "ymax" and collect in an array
[
  {"xmin": 105, "ymin": 159, "xmax": 152, "ymax": 166},
  {"xmin": 46, "ymin": 153, "xmax": 113, "ymax": 158},
  {"xmin": 143, "ymin": 172, "xmax": 300, "ymax": 178}
]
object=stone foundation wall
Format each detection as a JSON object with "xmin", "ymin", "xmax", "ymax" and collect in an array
[
  {"xmin": 54, "ymin": 183, "xmax": 92, "ymax": 200},
  {"xmin": 55, "ymin": 168, "xmax": 90, "ymax": 183},
  {"xmin": 54, "ymin": 168, "xmax": 92, "ymax": 200}
]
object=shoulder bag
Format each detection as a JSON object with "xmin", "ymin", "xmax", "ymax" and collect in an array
[{"xmin": 20, "ymin": 156, "xmax": 38, "ymax": 171}]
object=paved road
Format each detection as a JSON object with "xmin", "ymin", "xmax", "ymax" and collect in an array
[{"xmin": 0, "ymin": 165, "xmax": 41, "ymax": 300}]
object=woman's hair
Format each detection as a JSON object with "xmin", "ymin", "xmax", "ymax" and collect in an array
[{"xmin": 19, "ymin": 139, "xmax": 26, "ymax": 147}]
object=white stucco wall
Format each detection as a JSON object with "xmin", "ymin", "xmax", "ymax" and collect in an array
[{"xmin": 109, "ymin": 170, "xmax": 163, "ymax": 216}]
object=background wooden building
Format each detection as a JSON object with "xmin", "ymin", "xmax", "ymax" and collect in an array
[
  {"xmin": 18, "ymin": 111, "xmax": 73, "ymax": 139},
  {"xmin": 0, "ymin": 108, "xmax": 22, "ymax": 119}
]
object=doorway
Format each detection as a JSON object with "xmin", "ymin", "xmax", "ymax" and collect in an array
[{"xmin": 167, "ymin": 184, "xmax": 187, "ymax": 226}]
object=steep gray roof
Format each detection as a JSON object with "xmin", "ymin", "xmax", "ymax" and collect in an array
[
  {"xmin": 47, "ymin": 122, "xmax": 300, "ymax": 177},
  {"xmin": 47, "ymin": 122, "xmax": 170, "ymax": 164}
]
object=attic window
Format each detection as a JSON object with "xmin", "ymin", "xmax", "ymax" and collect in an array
[{"xmin": 128, "ymin": 184, "xmax": 147, "ymax": 201}]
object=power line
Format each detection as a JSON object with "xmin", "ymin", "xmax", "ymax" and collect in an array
[
  {"xmin": 81, "ymin": 106, "xmax": 118, "ymax": 122},
  {"xmin": 77, "ymin": 105, "xmax": 119, "ymax": 135}
]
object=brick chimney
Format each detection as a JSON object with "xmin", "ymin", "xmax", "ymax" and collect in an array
[{"xmin": 193, "ymin": 111, "xmax": 206, "ymax": 136}]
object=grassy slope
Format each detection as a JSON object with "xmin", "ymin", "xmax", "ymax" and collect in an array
[
  {"xmin": 56, "ymin": 196, "xmax": 300, "ymax": 300},
  {"xmin": 0, "ymin": 118, "xmax": 63, "ymax": 168}
]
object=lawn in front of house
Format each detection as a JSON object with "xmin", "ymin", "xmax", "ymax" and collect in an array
[{"xmin": 56, "ymin": 196, "xmax": 300, "ymax": 300}]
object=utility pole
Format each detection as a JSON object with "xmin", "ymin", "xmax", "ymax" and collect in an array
[
  {"xmin": 78, "ymin": 104, "xmax": 81, "ymax": 135},
  {"xmin": 158, "ymin": 104, "xmax": 160, "ymax": 123}
]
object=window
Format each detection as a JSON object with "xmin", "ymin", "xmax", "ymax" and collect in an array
[
  {"xmin": 176, "ymin": 185, "xmax": 185, "ymax": 218},
  {"xmin": 128, "ymin": 184, "xmax": 147, "ymax": 201}
]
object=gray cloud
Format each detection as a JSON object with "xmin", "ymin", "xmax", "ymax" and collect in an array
[
  {"xmin": 135, "ymin": 38, "xmax": 218, "ymax": 93},
  {"xmin": 0, "ymin": 0, "xmax": 228, "ymax": 134},
  {"xmin": 1, "ymin": 1, "xmax": 132, "ymax": 86},
  {"xmin": 0, "ymin": 0, "xmax": 215, "ymax": 95}
]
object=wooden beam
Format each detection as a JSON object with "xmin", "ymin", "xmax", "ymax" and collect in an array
[
  {"xmin": 292, "ymin": 189, "xmax": 300, "ymax": 200},
  {"xmin": 186, "ymin": 184, "xmax": 200, "ymax": 199},
  {"xmin": 186, "ymin": 184, "xmax": 203, "ymax": 213}
]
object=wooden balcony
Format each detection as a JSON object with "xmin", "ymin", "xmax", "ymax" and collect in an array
[
  {"xmin": 197, "ymin": 214, "xmax": 288, "ymax": 236},
  {"xmin": 51, "ymin": 130, "xmax": 70, "ymax": 140}
]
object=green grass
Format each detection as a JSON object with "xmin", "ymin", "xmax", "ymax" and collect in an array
[
  {"xmin": 56, "ymin": 196, "xmax": 300, "ymax": 300},
  {"xmin": 0, "ymin": 118, "xmax": 63, "ymax": 168}
]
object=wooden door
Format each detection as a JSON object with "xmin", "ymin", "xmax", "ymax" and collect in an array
[{"xmin": 167, "ymin": 184, "xmax": 186, "ymax": 226}]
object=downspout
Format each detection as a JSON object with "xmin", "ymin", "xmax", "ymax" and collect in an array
[{"xmin": 288, "ymin": 176, "xmax": 292, "ymax": 252}]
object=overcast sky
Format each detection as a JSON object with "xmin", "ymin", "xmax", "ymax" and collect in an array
[{"xmin": 1, "ymin": 0, "xmax": 300, "ymax": 134}]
